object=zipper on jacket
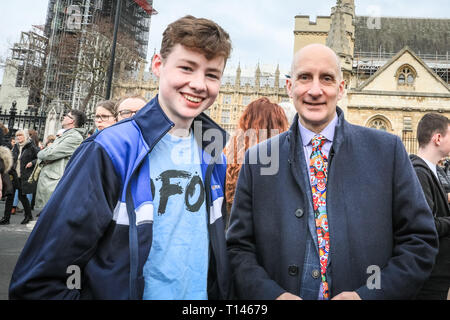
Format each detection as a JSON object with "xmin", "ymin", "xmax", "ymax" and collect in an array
[
  {"xmin": 126, "ymin": 121, "xmax": 224, "ymax": 299},
  {"xmin": 126, "ymin": 123, "xmax": 173, "ymax": 300}
]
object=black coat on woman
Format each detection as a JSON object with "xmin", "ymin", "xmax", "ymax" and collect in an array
[{"xmin": 12, "ymin": 140, "xmax": 39, "ymax": 194}]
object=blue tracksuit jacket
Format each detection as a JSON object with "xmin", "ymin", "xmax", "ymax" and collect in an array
[{"xmin": 9, "ymin": 96, "xmax": 231, "ymax": 299}]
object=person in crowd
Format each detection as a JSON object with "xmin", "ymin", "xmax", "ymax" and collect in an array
[
  {"xmin": 94, "ymin": 100, "xmax": 117, "ymax": 131},
  {"xmin": 409, "ymin": 113, "xmax": 450, "ymax": 300},
  {"xmin": 10, "ymin": 136, "xmax": 15, "ymax": 149},
  {"xmin": 10, "ymin": 15, "xmax": 232, "ymax": 300},
  {"xmin": 0, "ymin": 124, "xmax": 13, "ymax": 200},
  {"xmin": 28, "ymin": 129, "xmax": 40, "ymax": 150},
  {"xmin": 0, "ymin": 123, "xmax": 12, "ymax": 148},
  {"xmin": 87, "ymin": 128, "xmax": 95, "ymax": 137},
  {"xmin": 0, "ymin": 124, "xmax": 13, "ymax": 201},
  {"xmin": 0, "ymin": 129, "xmax": 39, "ymax": 225},
  {"xmin": 44, "ymin": 135, "xmax": 56, "ymax": 148},
  {"xmin": 116, "ymin": 94, "xmax": 147, "ymax": 121},
  {"xmin": 34, "ymin": 109, "xmax": 86, "ymax": 211},
  {"xmin": 437, "ymin": 158, "xmax": 450, "ymax": 202},
  {"xmin": 224, "ymin": 97, "xmax": 289, "ymax": 219},
  {"xmin": 279, "ymin": 102, "xmax": 297, "ymax": 125},
  {"xmin": 0, "ymin": 125, "xmax": 14, "ymax": 206},
  {"xmin": 226, "ymin": 44, "xmax": 438, "ymax": 300},
  {"xmin": 3, "ymin": 128, "xmax": 19, "ymax": 216},
  {"xmin": 32, "ymin": 134, "xmax": 55, "ymax": 217},
  {"xmin": 0, "ymin": 145, "xmax": 13, "ymax": 201},
  {"xmin": 25, "ymin": 129, "xmax": 40, "ymax": 210}
]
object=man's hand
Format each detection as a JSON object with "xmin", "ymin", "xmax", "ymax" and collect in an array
[
  {"xmin": 26, "ymin": 162, "xmax": 33, "ymax": 168},
  {"xmin": 276, "ymin": 292, "xmax": 302, "ymax": 300},
  {"xmin": 331, "ymin": 291, "xmax": 361, "ymax": 300}
]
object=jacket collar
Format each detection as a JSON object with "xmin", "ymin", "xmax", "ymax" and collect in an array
[
  {"xmin": 133, "ymin": 95, "xmax": 228, "ymax": 156},
  {"xmin": 288, "ymin": 106, "xmax": 347, "ymax": 164},
  {"xmin": 410, "ymin": 154, "xmax": 438, "ymax": 177},
  {"xmin": 62, "ymin": 127, "xmax": 86, "ymax": 138},
  {"xmin": 410, "ymin": 154, "xmax": 448, "ymax": 209}
]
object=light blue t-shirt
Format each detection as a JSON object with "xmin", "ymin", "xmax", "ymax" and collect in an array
[{"xmin": 142, "ymin": 131, "xmax": 209, "ymax": 300}]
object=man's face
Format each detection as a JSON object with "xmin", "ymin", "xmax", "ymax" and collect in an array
[
  {"xmin": 152, "ymin": 44, "xmax": 224, "ymax": 128},
  {"xmin": 117, "ymin": 98, "xmax": 147, "ymax": 121},
  {"xmin": 286, "ymin": 45, "xmax": 345, "ymax": 133},
  {"xmin": 437, "ymin": 125, "xmax": 450, "ymax": 157},
  {"xmin": 61, "ymin": 112, "xmax": 75, "ymax": 129}
]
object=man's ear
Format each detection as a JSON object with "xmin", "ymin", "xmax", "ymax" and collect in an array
[
  {"xmin": 337, "ymin": 79, "xmax": 345, "ymax": 101},
  {"xmin": 286, "ymin": 78, "xmax": 293, "ymax": 98},
  {"xmin": 432, "ymin": 133, "xmax": 441, "ymax": 145},
  {"xmin": 151, "ymin": 53, "xmax": 163, "ymax": 78}
]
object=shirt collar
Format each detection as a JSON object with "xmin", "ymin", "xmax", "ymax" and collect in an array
[
  {"xmin": 421, "ymin": 157, "xmax": 438, "ymax": 178},
  {"xmin": 298, "ymin": 112, "xmax": 338, "ymax": 147}
]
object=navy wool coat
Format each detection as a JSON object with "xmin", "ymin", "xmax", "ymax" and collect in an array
[{"xmin": 226, "ymin": 108, "xmax": 438, "ymax": 300}]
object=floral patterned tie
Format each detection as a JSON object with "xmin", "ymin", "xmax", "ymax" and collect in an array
[{"xmin": 310, "ymin": 135, "xmax": 330, "ymax": 300}]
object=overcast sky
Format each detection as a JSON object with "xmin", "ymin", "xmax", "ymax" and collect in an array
[{"xmin": 0, "ymin": 0, "xmax": 449, "ymax": 83}]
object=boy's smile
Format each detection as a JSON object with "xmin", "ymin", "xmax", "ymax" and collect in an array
[{"xmin": 152, "ymin": 44, "xmax": 225, "ymax": 134}]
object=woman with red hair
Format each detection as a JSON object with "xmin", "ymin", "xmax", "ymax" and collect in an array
[{"xmin": 224, "ymin": 97, "xmax": 290, "ymax": 224}]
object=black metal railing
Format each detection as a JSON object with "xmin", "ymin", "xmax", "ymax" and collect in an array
[
  {"xmin": 402, "ymin": 130, "xmax": 418, "ymax": 155},
  {"xmin": 0, "ymin": 101, "xmax": 47, "ymax": 140}
]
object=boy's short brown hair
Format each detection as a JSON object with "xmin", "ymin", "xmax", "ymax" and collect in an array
[
  {"xmin": 160, "ymin": 15, "xmax": 232, "ymax": 62},
  {"xmin": 417, "ymin": 113, "xmax": 450, "ymax": 148}
]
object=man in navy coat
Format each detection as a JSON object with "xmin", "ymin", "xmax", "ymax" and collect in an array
[{"xmin": 226, "ymin": 44, "xmax": 439, "ymax": 300}]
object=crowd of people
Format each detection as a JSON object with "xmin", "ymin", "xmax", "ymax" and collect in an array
[
  {"xmin": 0, "ymin": 94, "xmax": 148, "ymax": 226},
  {"xmin": 1, "ymin": 15, "xmax": 448, "ymax": 300}
]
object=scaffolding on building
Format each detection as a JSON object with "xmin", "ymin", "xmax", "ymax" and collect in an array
[
  {"xmin": 354, "ymin": 49, "xmax": 450, "ymax": 88},
  {"xmin": 9, "ymin": 26, "xmax": 48, "ymax": 108},
  {"xmin": 42, "ymin": 0, "xmax": 155, "ymax": 115}
]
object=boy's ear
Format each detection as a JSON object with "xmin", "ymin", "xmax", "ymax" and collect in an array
[
  {"xmin": 151, "ymin": 53, "xmax": 163, "ymax": 78},
  {"xmin": 432, "ymin": 133, "xmax": 441, "ymax": 145}
]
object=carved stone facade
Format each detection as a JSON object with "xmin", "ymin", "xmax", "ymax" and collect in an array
[
  {"xmin": 113, "ymin": 64, "xmax": 292, "ymax": 133},
  {"xmin": 294, "ymin": 0, "xmax": 450, "ymax": 153},
  {"xmin": 114, "ymin": 0, "xmax": 450, "ymax": 154}
]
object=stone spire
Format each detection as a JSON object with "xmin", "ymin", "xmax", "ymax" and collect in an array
[
  {"xmin": 326, "ymin": 0, "xmax": 355, "ymax": 73},
  {"xmin": 235, "ymin": 62, "xmax": 241, "ymax": 88},
  {"xmin": 274, "ymin": 64, "xmax": 280, "ymax": 89},
  {"xmin": 255, "ymin": 63, "xmax": 261, "ymax": 89}
]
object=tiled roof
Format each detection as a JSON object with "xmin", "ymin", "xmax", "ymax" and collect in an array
[{"xmin": 355, "ymin": 16, "xmax": 450, "ymax": 56}]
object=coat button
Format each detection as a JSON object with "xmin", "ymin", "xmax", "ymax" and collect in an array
[
  {"xmin": 294, "ymin": 208, "xmax": 304, "ymax": 218},
  {"xmin": 288, "ymin": 265, "xmax": 298, "ymax": 276},
  {"xmin": 312, "ymin": 269, "xmax": 320, "ymax": 279}
]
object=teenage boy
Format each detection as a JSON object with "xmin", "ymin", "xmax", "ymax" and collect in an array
[
  {"xmin": 10, "ymin": 15, "xmax": 232, "ymax": 300},
  {"xmin": 410, "ymin": 113, "xmax": 450, "ymax": 300}
]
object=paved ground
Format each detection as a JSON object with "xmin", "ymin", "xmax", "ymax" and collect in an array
[{"xmin": 0, "ymin": 201, "xmax": 37, "ymax": 300}]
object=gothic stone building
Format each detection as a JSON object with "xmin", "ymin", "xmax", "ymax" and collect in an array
[
  {"xmin": 114, "ymin": 0, "xmax": 450, "ymax": 153},
  {"xmin": 114, "ymin": 63, "xmax": 291, "ymax": 133},
  {"xmin": 294, "ymin": 0, "xmax": 450, "ymax": 153}
]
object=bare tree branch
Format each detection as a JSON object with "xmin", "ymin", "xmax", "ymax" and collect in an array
[{"xmin": 55, "ymin": 18, "xmax": 141, "ymax": 112}]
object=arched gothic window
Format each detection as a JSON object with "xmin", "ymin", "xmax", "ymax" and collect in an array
[
  {"xmin": 368, "ymin": 117, "xmax": 389, "ymax": 131},
  {"xmin": 396, "ymin": 65, "xmax": 416, "ymax": 86}
]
